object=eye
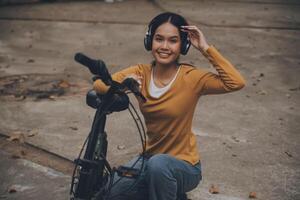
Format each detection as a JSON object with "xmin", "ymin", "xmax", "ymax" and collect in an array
[
  {"xmin": 155, "ymin": 37, "xmax": 163, "ymax": 42},
  {"xmin": 170, "ymin": 39, "xmax": 178, "ymax": 43}
]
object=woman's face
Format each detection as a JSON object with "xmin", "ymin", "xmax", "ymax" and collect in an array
[{"xmin": 151, "ymin": 22, "xmax": 181, "ymax": 66}]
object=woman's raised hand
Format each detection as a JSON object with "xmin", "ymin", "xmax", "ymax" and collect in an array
[{"xmin": 181, "ymin": 25, "xmax": 209, "ymax": 52}]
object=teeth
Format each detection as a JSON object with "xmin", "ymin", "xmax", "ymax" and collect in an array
[{"xmin": 158, "ymin": 52, "xmax": 169, "ymax": 57}]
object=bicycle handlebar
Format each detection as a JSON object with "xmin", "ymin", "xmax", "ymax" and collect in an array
[
  {"xmin": 75, "ymin": 53, "xmax": 146, "ymax": 103},
  {"xmin": 75, "ymin": 53, "xmax": 112, "ymax": 85}
]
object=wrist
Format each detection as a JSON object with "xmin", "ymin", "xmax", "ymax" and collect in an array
[
  {"xmin": 198, "ymin": 43, "xmax": 210, "ymax": 54},
  {"xmin": 201, "ymin": 43, "xmax": 210, "ymax": 52}
]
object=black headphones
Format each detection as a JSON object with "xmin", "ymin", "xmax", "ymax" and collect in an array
[{"xmin": 144, "ymin": 23, "xmax": 191, "ymax": 55}]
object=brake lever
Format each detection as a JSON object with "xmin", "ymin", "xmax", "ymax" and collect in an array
[{"xmin": 122, "ymin": 78, "xmax": 147, "ymax": 103}]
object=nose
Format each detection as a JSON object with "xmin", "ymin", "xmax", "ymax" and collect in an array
[{"xmin": 161, "ymin": 40, "xmax": 169, "ymax": 50}]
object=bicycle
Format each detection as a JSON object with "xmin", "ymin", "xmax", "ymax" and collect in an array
[{"xmin": 70, "ymin": 53, "xmax": 189, "ymax": 200}]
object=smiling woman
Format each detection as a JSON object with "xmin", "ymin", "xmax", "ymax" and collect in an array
[{"xmin": 94, "ymin": 12, "xmax": 245, "ymax": 200}]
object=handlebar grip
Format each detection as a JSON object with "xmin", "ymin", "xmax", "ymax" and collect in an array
[
  {"xmin": 122, "ymin": 78, "xmax": 146, "ymax": 103},
  {"xmin": 74, "ymin": 53, "xmax": 112, "ymax": 84}
]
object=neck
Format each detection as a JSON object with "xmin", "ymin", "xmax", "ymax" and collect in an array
[
  {"xmin": 152, "ymin": 61, "xmax": 180, "ymax": 87},
  {"xmin": 153, "ymin": 62, "xmax": 179, "ymax": 79}
]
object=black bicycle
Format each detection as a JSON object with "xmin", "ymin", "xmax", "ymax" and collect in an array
[
  {"xmin": 70, "ymin": 53, "xmax": 147, "ymax": 200},
  {"xmin": 70, "ymin": 53, "xmax": 189, "ymax": 200}
]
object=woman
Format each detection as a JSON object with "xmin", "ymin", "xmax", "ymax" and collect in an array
[{"xmin": 94, "ymin": 12, "xmax": 245, "ymax": 200}]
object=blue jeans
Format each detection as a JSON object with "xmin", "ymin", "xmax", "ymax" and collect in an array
[{"xmin": 107, "ymin": 154, "xmax": 202, "ymax": 200}]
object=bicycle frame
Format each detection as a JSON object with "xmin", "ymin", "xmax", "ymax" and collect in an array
[
  {"xmin": 70, "ymin": 53, "xmax": 146, "ymax": 200},
  {"xmin": 70, "ymin": 91, "xmax": 110, "ymax": 200}
]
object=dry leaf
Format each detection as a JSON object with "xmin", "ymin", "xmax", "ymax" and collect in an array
[
  {"xmin": 48, "ymin": 95, "xmax": 56, "ymax": 100},
  {"xmin": 58, "ymin": 80, "xmax": 70, "ymax": 88},
  {"xmin": 285, "ymin": 151, "xmax": 293, "ymax": 158},
  {"xmin": 69, "ymin": 126, "xmax": 78, "ymax": 131},
  {"xmin": 20, "ymin": 150, "xmax": 26, "ymax": 156},
  {"xmin": 289, "ymin": 86, "xmax": 300, "ymax": 91},
  {"xmin": 8, "ymin": 186, "xmax": 17, "ymax": 193},
  {"xmin": 15, "ymin": 95, "xmax": 26, "ymax": 101},
  {"xmin": 249, "ymin": 191, "xmax": 257, "ymax": 198},
  {"xmin": 117, "ymin": 145, "xmax": 125, "ymax": 150},
  {"xmin": 7, "ymin": 132, "xmax": 25, "ymax": 143},
  {"xmin": 209, "ymin": 184, "xmax": 219, "ymax": 194},
  {"xmin": 11, "ymin": 154, "xmax": 21, "ymax": 159},
  {"xmin": 27, "ymin": 130, "xmax": 38, "ymax": 137},
  {"xmin": 27, "ymin": 59, "xmax": 35, "ymax": 63},
  {"xmin": 256, "ymin": 90, "xmax": 267, "ymax": 95}
]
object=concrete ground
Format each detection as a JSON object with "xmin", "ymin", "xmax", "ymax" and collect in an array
[{"xmin": 0, "ymin": 0, "xmax": 299, "ymax": 200}]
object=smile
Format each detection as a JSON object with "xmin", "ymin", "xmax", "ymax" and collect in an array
[{"xmin": 157, "ymin": 52, "xmax": 171, "ymax": 58}]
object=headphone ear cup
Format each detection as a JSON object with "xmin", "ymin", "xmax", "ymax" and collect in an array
[
  {"xmin": 181, "ymin": 38, "xmax": 191, "ymax": 55},
  {"xmin": 144, "ymin": 33, "xmax": 152, "ymax": 51}
]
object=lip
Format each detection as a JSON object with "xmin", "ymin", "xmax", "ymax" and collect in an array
[{"xmin": 157, "ymin": 51, "xmax": 171, "ymax": 58}]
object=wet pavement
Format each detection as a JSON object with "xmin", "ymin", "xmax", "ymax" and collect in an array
[
  {"xmin": 0, "ymin": 149, "xmax": 70, "ymax": 200},
  {"xmin": 0, "ymin": 0, "xmax": 299, "ymax": 199}
]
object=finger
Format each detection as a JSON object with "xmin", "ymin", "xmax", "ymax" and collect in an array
[
  {"xmin": 181, "ymin": 29, "xmax": 199, "ymax": 38},
  {"xmin": 181, "ymin": 27, "xmax": 199, "ymax": 34},
  {"xmin": 181, "ymin": 25, "xmax": 198, "ymax": 29},
  {"xmin": 180, "ymin": 28, "xmax": 190, "ymax": 33},
  {"xmin": 187, "ymin": 31, "xmax": 198, "ymax": 39},
  {"xmin": 181, "ymin": 26, "xmax": 201, "ymax": 34}
]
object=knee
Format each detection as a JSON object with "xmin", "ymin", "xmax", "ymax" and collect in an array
[{"xmin": 146, "ymin": 154, "xmax": 172, "ymax": 176}]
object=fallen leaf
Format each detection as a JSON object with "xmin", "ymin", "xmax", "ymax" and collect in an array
[
  {"xmin": 285, "ymin": 151, "xmax": 293, "ymax": 157},
  {"xmin": 58, "ymin": 80, "xmax": 70, "ymax": 88},
  {"xmin": 8, "ymin": 186, "xmax": 17, "ymax": 193},
  {"xmin": 249, "ymin": 191, "xmax": 257, "ymax": 198},
  {"xmin": 69, "ymin": 126, "xmax": 78, "ymax": 131},
  {"xmin": 7, "ymin": 132, "xmax": 25, "ymax": 143},
  {"xmin": 117, "ymin": 145, "xmax": 125, "ymax": 150},
  {"xmin": 11, "ymin": 154, "xmax": 21, "ymax": 159},
  {"xmin": 14, "ymin": 95, "xmax": 26, "ymax": 101},
  {"xmin": 209, "ymin": 184, "xmax": 219, "ymax": 194},
  {"xmin": 48, "ymin": 95, "xmax": 56, "ymax": 100},
  {"xmin": 27, "ymin": 59, "xmax": 35, "ymax": 63},
  {"xmin": 20, "ymin": 150, "xmax": 26, "ymax": 156},
  {"xmin": 256, "ymin": 90, "xmax": 267, "ymax": 95},
  {"xmin": 28, "ymin": 130, "xmax": 38, "ymax": 137},
  {"xmin": 289, "ymin": 87, "xmax": 300, "ymax": 91}
]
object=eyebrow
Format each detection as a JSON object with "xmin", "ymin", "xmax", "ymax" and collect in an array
[{"xmin": 154, "ymin": 34, "xmax": 179, "ymax": 39}]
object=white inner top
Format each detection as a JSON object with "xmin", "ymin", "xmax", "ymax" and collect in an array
[{"xmin": 149, "ymin": 66, "xmax": 181, "ymax": 98}]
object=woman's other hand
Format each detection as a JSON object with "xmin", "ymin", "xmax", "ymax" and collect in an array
[
  {"xmin": 124, "ymin": 74, "xmax": 143, "ymax": 90},
  {"xmin": 181, "ymin": 25, "xmax": 209, "ymax": 52}
]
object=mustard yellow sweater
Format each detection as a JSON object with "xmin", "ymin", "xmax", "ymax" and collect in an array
[{"xmin": 94, "ymin": 46, "xmax": 245, "ymax": 165}]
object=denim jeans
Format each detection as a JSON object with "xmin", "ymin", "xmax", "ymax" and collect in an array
[{"xmin": 107, "ymin": 154, "xmax": 202, "ymax": 200}]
